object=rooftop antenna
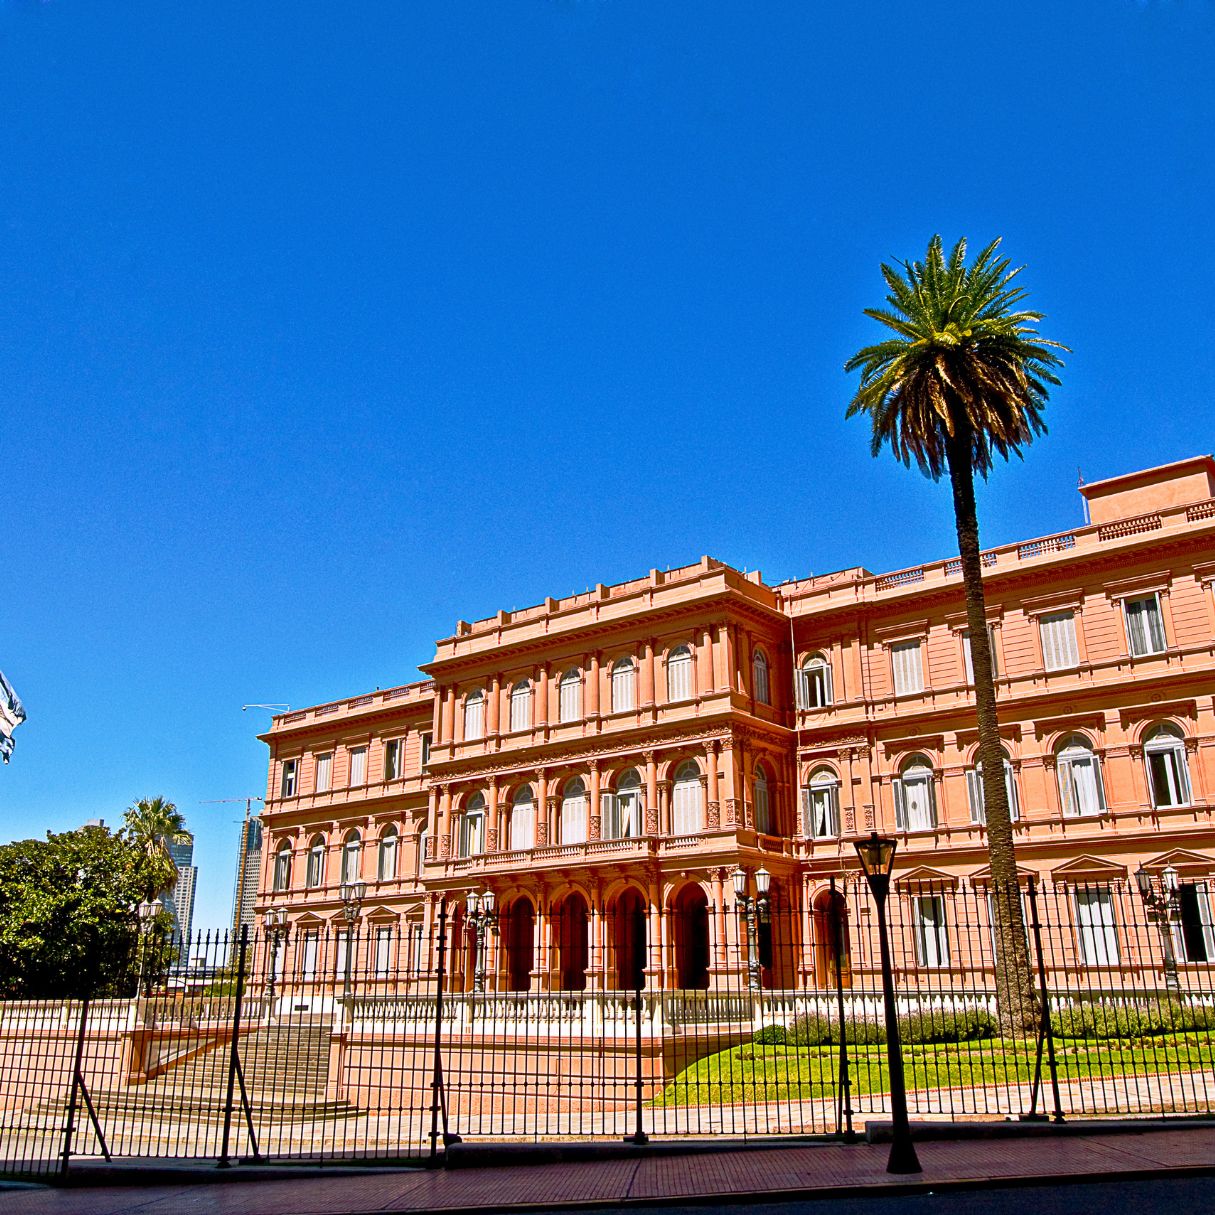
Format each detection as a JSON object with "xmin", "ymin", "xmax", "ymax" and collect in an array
[{"xmin": 1078, "ymin": 467, "xmax": 1090, "ymax": 525}]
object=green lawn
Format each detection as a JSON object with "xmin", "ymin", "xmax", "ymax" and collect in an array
[{"xmin": 655, "ymin": 1034, "xmax": 1215, "ymax": 1108}]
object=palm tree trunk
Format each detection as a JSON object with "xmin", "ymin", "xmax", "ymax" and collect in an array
[{"xmin": 945, "ymin": 422, "xmax": 1038, "ymax": 1035}]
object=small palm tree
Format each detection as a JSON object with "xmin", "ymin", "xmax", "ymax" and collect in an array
[
  {"xmin": 844, "ymin": 235, "xmax": 1067, "ymax": 1032},
  {"xmin": 123, "ymin": 796, "xmax": 187, "ymax": 900}
]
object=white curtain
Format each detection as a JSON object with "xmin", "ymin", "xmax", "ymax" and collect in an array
[
  {"xmin": 612, "ymin": 660, "xmax": 636, "ymax": 712},
  {"xmin": 799, "ymin": 657, "xmax": 833, "ymax": 708},
  {"xmin": 315, "ymin": 753, "xmax": 332, "ymax": 793},
  {"xmin": 463, "ymin": 692, "xmax": 485, "ymax": 740},
  {"xmin": 349, "ymin": 747, "xmax": 367, "ymax": 785},
  {"xmin": 561, "ymin": 780, "xmax": 588, "ymax": 844},
  {"xmin": 509, "ymin": 682, "xmax": 531, "ymax": 731},
  {"xmin": 1040, "ymin": 611, "xmax": 1079, "ymax": 670},
  {"xmin": 667, "ymin": 648, "xmax": 693, "ymax": 702},
  {"xmin": 913, "ymin": 895, "xmax": 949, "ymax": 967},
  {"xmin": 967, "ymin": 758, "xmax": 1019, "ymax": 824},
  {"xmin": 510, "ymin": 791, "xmax": 535, "ymax": 850},
  {"xmin": 1074, "ymin": 887, "xmax": 1119, "ymax": 965},
  {"xmin": 1058, "ymin": 743, "xmax": 1105, "ymax": 816},
  {"xmin": 753, "ymin": 769, "xmax": 770, "ymax": 833},
  {"xmin": 672, "ymin": 764, "xmax": 703, "ymax": 833},
  {"xmin": 1145, "ymin": 730, "xmax": 1190, "ymax": 807},
  {"xmin": 378, "ymin": 831, "xmax": 398, "ymax": 880},
  {"xmin": 558, "ymin": 671, "xmax": 581, "ymax": 722},
  {"xmin": 1125, "ymin": 595, "xmax": 1166, "ymax": 656},
  {"xmin": 894, "ymin": 764, "xmax": 936, "ymax": 831},
  {"xmin": 341, "ymin": 834, "xmax": 361, "ymax": 881},
  {"xmin": 301, "ymin": 932, "xmax": 318, "ymax": 981},
  {"xmin": 804, "ymin": 775, "xmax": 838, "ymax": 838},
  {"xmin": 890, "ymin": 641, "xmax": 924, "ymax": 695},
  {"xmin": 374, "ymin": 928, "xmax": 392, "ymax": 978}
]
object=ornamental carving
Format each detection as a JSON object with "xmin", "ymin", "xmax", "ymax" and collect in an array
[
  {"xmin": 536, "ymin": 821, "xmax": 550, "ymax": 846},
  {"xmin": 645, "ymin": 807, "xmax": 659, "ymax": 834},
  {"xmin": 589, "ymin": 815, "xmax": 601, "ymax": 840},
  {"xmin": 725, "ymin": 798, "xmax": 739, "ymax": 826},
  {"xmin": 486, "ymin": 827, "xmax": 499, "ymax": 852},
  {"xmin": 706, "ymin": 800, "xmax": 720, "ymax": 829},
  {"xmin": 863, "ymin": 804, "xmax": 875, "ymax": 829}
]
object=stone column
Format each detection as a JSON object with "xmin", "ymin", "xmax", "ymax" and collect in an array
[
  {"xmin": 713, "ymin": 868, "xmax": 728, "ymax": 970},
  {"xmin": 442, "ymin": 685, "xmax": 456, "ymax": 744},
  {"xmin": 588, "ymin": 652, "xmax": 601, "ymax": 721},
  {"xmin": 536, "ymin": 665, "xmax": 549, "ymax": 730},
  {"xmin": 487, "ymin": 779, "xmax": 500, "ymax": 852},
  {"xmin": 658, "ymin": 779, "xmax": 672, "ymax": 836},
  {"xmin": 705, "ymin": 742, "xmax": 721, "ymax": 828},
  {"xmin": 535, "ymin": 769, "xmax": 549, "ymax": 846},
  {"xmin": 437, "ymin": 785, "xmax": 452, "ymax": 859},
  {"xmin": 588, "ymin": 760, "xmax": 602, "ymax": 840},
  {"xmin": 488, "ymin": 674, "xmax": 501, "ymax": 738},
  {"xmin": 644, "ymin": 750, "xmax": 659, "ymax": 835},
  {"xmin": 645, "ymin": 873, "xmax": 663, "ymax": 989},
  {"xmin": 719, "ymin": 737, "xmax": 738, "ymax": 826},
  {"xmin": 641, "ymin": 640, "xmax": 656, "ymax": 708},
  {"xmin": 698, "ymin": 625, "xmax": 714, "ymax": 696}
]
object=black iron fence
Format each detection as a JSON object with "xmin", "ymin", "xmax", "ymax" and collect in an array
[{"xmin": 1, "ymin": 878, "xmax": 1212, "ymax": 1175}]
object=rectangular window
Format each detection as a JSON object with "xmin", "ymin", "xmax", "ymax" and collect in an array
[
  {"xmin": 384, "ymin": 739, "xmax": 401, "ymax": 781},
  {"xmin": 334, "ymin": 930, "xmax": 350, "ymax": 980},
  {"xmin": 912, "ymin": 894, "xmax": 950, "ymax": 968},
  {"xmin": 966, "ymin": 763, "xmax": 1021, "ymax": 825},
  {"xmin": 374, "ymin": 927, "xmax": 392, "ymax": 978},
  {"xmin": 301, "ymin": 931, "xmax": 318, "ymax": 981},
  {"xmin": 1040, "ymin": 610, "xmax": 1079, "ymax": 671},
  {"xmin": 459, "ymin": 812, "xmax": 484, "ymax": 858},
  {"xmin": 893, "ymin": 773, "xmax": 936, "ymax": 832},
  {"xmin": 349, "ymin": 747, "xmax": 367, "ymax": 786},
  {"xmin": 802, "ymin": 783, "xmax": 839, "ymax": 838},
  {"xmin": 890, "ymin": 640, "xmax": 924, "ymax": 696},
  {"xmin": 1058, "ymin": 751, "xmax": 1106, "ymax": 817},
  {"xmin": 798, "ymin": 661, "xmax": 833, "ymax": 709},
  {"xmin": 408, "ymin": 923, "xmax": 424, "ymax": 975},
  {"xmin": 962, "ymin": 626, "xmax": 998, "ymax": 683},
  {"xmin": 314, "ymin": 753, "xmax": 332, "ymax": 794},
  {"xmin": 987, "ymin": 890, "xmax": 1028, "ymax": 966},
  {"xmin": 1124, "ymin": 594, "xmax": 1167, "ymax": 657},
  {"xmin": 1177, "ymin": 882, "xmax": 1215, "ymax": 964},
  {"xmin": 419, "ymin": 733, "xmax": 432, "ymax": 769},
  {"xmin": 280, "ymin": 759, "xmax": 298, "ymax": 798},
  {"xmin": 509, "ymin": 687, "xmax": 531, "ymax": 732},
  {"xmin": 1074, "ymin": 887, "xmax": 1119, "ymax": 965},
  {"xmin": 1147, "ymin": 744, "xmax": 1191, "ymax": 808}
]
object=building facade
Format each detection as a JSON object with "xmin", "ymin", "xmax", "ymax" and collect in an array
[
  {"xmin": 231, "ymin": 813, "xmax": 263, "ymax": 939},
  {"xmin": 164, "ymin": 835, "xmax": 197, "ymax": 947},
  {"xmin": 256, "ymin": 457, "xmax": 1215, "ymax": 994}
]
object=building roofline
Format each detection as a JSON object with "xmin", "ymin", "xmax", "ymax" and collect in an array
[{"xmin": 1080, "ymin": 454, "xmax": 1215, "ymax": 498}]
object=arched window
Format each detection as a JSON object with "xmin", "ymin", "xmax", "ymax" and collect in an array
[
  {"xmin": 1057, "ymin": 735, "xmax": 1106, "ymax": 818},
  {"xmin": 671, "ymin": 760, "xmax": 703, "ymax": 834},
  {"xmin": 509, "ymin": 680, "xmax": 531, "ymax": 732},
  {"xmin": 894, "ymin": 755, "xmax": 937, "ymax": 832},
  {"xmin": 378, "ymin": 826, "xmax": 399, "ymax": 881},
  {"xmin": 798, "ymin": 654, "xmax": 833, "ymax": 709},
  {"xmin": 753, "ymin": 764, "xmax": 771, "ymax": 833},
  {"xmin": 966, "ymin": 750, "xmax": 1020, "ymax": 825},
  {"xmin": 611, "ymin": 658, "xmax": 636, "ymax": 713},
  {"xmin": 605, "ymin": 768, "xmax": 642, "ymax": 839},
  {"xmin": 306, "ymin": 834, "xmax": 326, "ymax": 888},
  {"xmin": 560, "ymin": 776, "xmax": 588, "ymax": 845},
  {"xmin": 463, "ymin": 689, "xmax": 485, "ymax": 741},
  {"xmin": 752, "ymin": 649, "xmax": 771, "ymax": 705},
  {"xmin": 1144, "ymin": 725, "xmax": 1192, "ymax": 808},
  {"xmin": 341, "ymin": 829, "xmax": 362, "ymax": 883},
  {"xmin": 510, "ymin": 786, "xmax": 535, "ymax": 851},
  {"xmin": 272, "ymin": 841, "xmax": 292, "ymax": 892},
  {"xmin": 558, "ymin": 669, "xmax": 582, "ymax": 723},
  {"xmin": 459, "ymin": 793, "xmax": 486, "ymax": 857},
  {"xmin": 666, "ymin": 645, "xmax": 693, "ymax": 702},
  {"xmin": 416, "ymin": 828, "xmax": 429, "ymax": 877},
  {"xmin": 804, "ymin": 767, "xmax": 840, "ymax": 838}
]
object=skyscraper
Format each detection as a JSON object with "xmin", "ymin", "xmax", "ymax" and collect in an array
[
  {"xmin": 231, "ymin": 814, "xmax": 262, "ymax": 939},
  {"xmin": 163, "ymin": 834, "xmax": 197, "ymax": 946}
]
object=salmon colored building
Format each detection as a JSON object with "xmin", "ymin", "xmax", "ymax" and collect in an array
[{"xmin": 256, "ymin": 457, "xmax": 1215, "ymax": 996}]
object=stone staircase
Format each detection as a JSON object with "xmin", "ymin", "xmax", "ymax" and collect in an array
[{"xmin": 90, "ymin": 1020, "xmax": 361, "ymax": 1125}]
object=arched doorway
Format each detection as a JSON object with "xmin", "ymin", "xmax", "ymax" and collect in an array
[
  {"xmin": 553, "ymin": 892, "xmax": 589, "ymax": 990},
  {"xmin": 672, "ymin": 884, "xmax": 710, "ymax": 989},
  {"xmin": 812, "ymin": 887, "xmax": 851, "ymax": 988},
  {"xmin": 501, "ymin": 897, "xmax": 535, "ymax": 992},
  {"xmin": 612, "ymin": 889, "xmax": 647, "ymax": 990}
]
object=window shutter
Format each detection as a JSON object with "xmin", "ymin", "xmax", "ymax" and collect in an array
[
  {"xmin": 967, "ymin": 768, "xmax": 985, "ymax": 824},
  {"xmin": 800, "ymin": 786, "xmax": 812, "ymax": 836},
  {"xmin": 893, "ymin": 779, "xmax": 907, "ymax": 831}
]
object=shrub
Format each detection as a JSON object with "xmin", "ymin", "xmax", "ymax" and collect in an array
[
  {"xmin": 1054, "ymin": 1000, "xmax": 1215, "ymax": 1040},
  {"xmin": 789, "ymin": 1013, "xmax": 836, "ymax": 1046},
  {"xmin": 753, "ymin": 1024, "xmax": 787, "ymax": 1046},
  {"xmin": 898, "ymin": 1008, "xmax": 998, "ymax": 1044}
]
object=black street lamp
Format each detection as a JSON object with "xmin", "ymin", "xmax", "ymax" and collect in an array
[
  {"xmin": 339, "ymin": 879, "xmax": 367, "ymax": 1005},
  {"xmin": 733, "ymin": 866, "xmax": 771, "ymax": 992},
  {"xmin": 853, "ymin": 832, "xmax": 921, "ymax": 1175},
  {"xmin": 1135, "ymin": 864, "xmax": 1181, "ymax": 994},
  {"xmin": 466, "ymin": 889, "xmax": 498, "ymax": 994},
  {"xmin": 135, "ymin": 899, "xmax": 159, "ymax": 998},
  {"xmin": 263, "ymin": 906, "xmax": 290, "ymax": 1014}
]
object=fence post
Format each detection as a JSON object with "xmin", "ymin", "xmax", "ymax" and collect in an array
[
  {"xmin": 830, "ymin": 877, "xmax": 855, "ymax": 1141},
  {"xmin": 624, "ymin": 984, "xmax": 649, "ymax": 1145},
  {"xmin": 61, "ymin": 994, "xmax": 110, "ymax": 1173},
  {"xmin": 1023, "ymin": 879, "xmax": 1064, "ymax": 1123},
  {"xmin": 218, "ymin": 925, "xmax": 259, "ymax": 1166},
  {"xmin": 428, "ymin": 898, "xmax": 454, "ymax": 1162}
]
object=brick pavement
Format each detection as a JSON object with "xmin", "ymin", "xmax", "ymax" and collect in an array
[{"xmin": 1, "ymin": 1127, "xmax": 1211, "ymax": 1215}]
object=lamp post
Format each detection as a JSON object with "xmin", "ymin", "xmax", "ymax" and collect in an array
[
  {"xmin": 853, "ymin": 832, "xmax": 921, "ymax": 1175},
  {"xmin": 1135, "ymin": 864, "xmax": 1180, "ymax": 994},
  {"xmin": 733, "ymin": 866, "xmax": 771, "ymax": 992},
  {"xmin": 339, "ymin": 879, "xmax": 367, "ymax": 1004},
  {"xmin": 135, "ymin": 899, "xmax": 159, "ymax": 998},
  {"xmin": 263, "ymin": 906, "xmax": 290, "ymax": 1013},
  {"xmin": 465, "ymin": 889, "xmax": 498, "ymax": 994}
]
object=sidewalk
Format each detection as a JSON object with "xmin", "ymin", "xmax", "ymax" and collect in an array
[{"xmin": 2, "ymin": 1125, "xmax": 1212, "ymax": 1215}]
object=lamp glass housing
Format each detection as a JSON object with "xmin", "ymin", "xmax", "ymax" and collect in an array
[
  {"xmin": 1135, "ymin": 867, "xmax": 1153, "ymax": 899},
  {"xmin": 138, "ymin": 900, "xmax": 158, "ymax": 923},
  {"xmin": 755, "ymin": 867, "xmax": 771, "ymax": 898},
  {"xmin": 732, "ymin": 867, "xmax": 747, "ymax": 900},
  {"xmin": 467, "ymin": 891, "xmax": 481, "ymax": 914},
  {"xmin": 1163, "ymin": 865, "xmax": 1179, "ymax": 894},
  {"xmin": 483, "ymin": 889, "xmax": 496, "ymax": 915},
  {"xmin": 854, "ymin": 832, "xmax": 897, "ymax": 880}
]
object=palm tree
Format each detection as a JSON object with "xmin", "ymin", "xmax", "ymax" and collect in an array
[
  {"xmin": 123, "ymin": 796, "xmax": 188, "ymax": 901},
  {"xmin": 844, "ymin": 235, "xmax": 1067, "ymax": 1032}
]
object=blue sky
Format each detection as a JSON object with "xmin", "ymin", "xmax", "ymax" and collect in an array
[{"xmin": 3, "ymin": 1, "xmax": 1212, "ymax": 931}]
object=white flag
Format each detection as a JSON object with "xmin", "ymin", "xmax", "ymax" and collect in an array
[{"xmin": 0, "ymin": 670, "xmax": 26, "ymax": 763}]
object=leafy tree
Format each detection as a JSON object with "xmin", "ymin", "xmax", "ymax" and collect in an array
[
  {"xmin": 844, "ymin": 235, "xmax": 1067, "ymax": 1032},
  {"xmin": 0, "ymin": 825, "xmax": 168, "ymax": 997}
]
